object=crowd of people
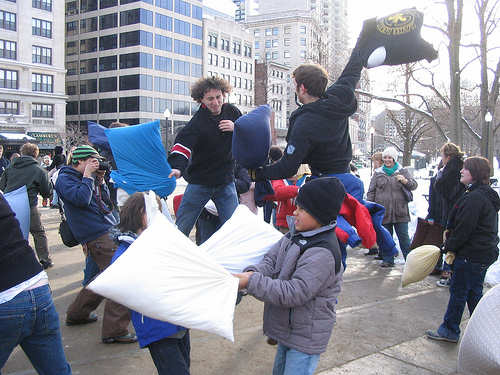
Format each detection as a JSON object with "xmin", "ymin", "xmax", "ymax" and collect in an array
[{"xmin": 1, "ymin": 48, "xmax": 498, "ymax": 375}]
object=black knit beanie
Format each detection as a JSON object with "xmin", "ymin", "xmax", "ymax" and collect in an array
[{"xmin": 295, "ymin": 177, "xmax": 346, "ymax": 225}]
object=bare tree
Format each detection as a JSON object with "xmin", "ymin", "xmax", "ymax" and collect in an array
[{"xmin": 64, "ymin": 122, "xmax": 88, "ymax": 152}]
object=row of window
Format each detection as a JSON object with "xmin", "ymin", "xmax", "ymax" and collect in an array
[
  {"xmin": 66, "ymin": 53, "xmax": 201, "ymax": 77},
  {"xmin": 66, "ymin": 75, "xmax": 191, "ymax": 95},
  {"xmin": 66, "ymin": 97, "xmax": 195, "ymax": 116},
  {"xmin": 253, "ymin": 25, "xmax": 306, "ymax": 37},
  {"xmin": 0, "ymin": 43, "xmax": 53, "ymax": 66},
  {"xmin": 255, "ymin": 50, "xmax": 306, "ymax": 61},
  {"xmin": 0, "ymin": 100, "xmax": 54, "ymax": 118},
  {"xmin": 33, "ymin": 0, "xmax": 52, "ymax": 11},
  {"xmin": 255, "ymin": 38, "xmax": 306, "ymax": 49},
  {"xmin": 0, "ymin": 69, "xmax": 53, "ymax": 93},
  {"xmin": 206, "ymin": 71, "xmax": 253, "ymax": 91},
  {"xmin": 0, "ymin": 14, "xmax": 54, "ymax": 38},
  {"xmin": 207, "ymin": 53, "xmax": 253, "ymax": 74},
  {"xmin": 65, "ymin": 0, "xmax": 202, "ymax": 21},
  {"xmin": 207, "ymin": 35, "xmax": 252, "ymax": 57},
  {"xmin": 67, "ymin": 32, "xmax": 202, "ymax": 58}
]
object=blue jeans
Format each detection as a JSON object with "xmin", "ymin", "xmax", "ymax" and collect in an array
[
  {"xmin": 176, "ymin": 182, "xmax": 238, "ymax": 237},
  {"xmin": 82, "ymin": 254, "xmax": 100, "ymax": 286},
  {"xmin": 438, "ymin": 257, "xmax": 488, "ymax": 340},
  {"xmin": 148, "ymin": 331, "xmax": 190, "ymax": 375},
  {"xmin": 383, "ymin": 222, "xmax": 411, "ymax": 260},
  {"xmin": 272, "ymin": 344, "xmax": 320, "ymax": 375},
  {"xmin": 0, "ymin": 284, "xmax": 72, "ymax": 375}
]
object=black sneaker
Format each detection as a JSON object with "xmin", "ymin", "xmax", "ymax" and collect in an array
[
  {"xmin": 380, "ymin": 262, "xmax": 395, "ymax": 268},
  {"xmin": 426, "ymin": 330, "xmax": 458, "ymax": 343},
  {"xmin": 364, "ymin": 248, "xmax": 378, "ymax": 256},
  {"xmin": 40, "ymin": 259, "xmax": 53, "ymax": 269}
]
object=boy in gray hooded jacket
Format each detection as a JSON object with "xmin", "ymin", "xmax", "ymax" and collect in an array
[{"xmin": 235, "ymin": 177, "xmax": 345, "ymax": 375}]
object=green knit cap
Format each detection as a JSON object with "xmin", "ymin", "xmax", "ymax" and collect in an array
[{"xmin": 71, "ymin": 145, "xmax": 102, "ymax": 162}]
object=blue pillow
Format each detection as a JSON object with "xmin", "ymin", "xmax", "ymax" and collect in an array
[
  {"xmin": 105, "ymin": 120, "xmax": 176, "ymax": 198},
  {"xmin": 4, "ymin": 185, "xmax": 30, "ymax": 240},
  {"xmin": 88, "ymin": 121, "xmax": 111, "ymax": 151},
  {"xmin": 232, "ymin": 105, "xmax": 271, "ymax": 169}
]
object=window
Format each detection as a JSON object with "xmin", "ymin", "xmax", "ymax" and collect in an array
[
  {"xmin": 191, "ymin": 44, "xmax": 202, "ymax": 59},
  {"xmin": 155, "ymin": 0, "xmax": 172, "ymax": 10},
  {"xmin": 66, "ymin": 101, "xmax": 78, "ymax": 115},
  {"xmin": 284, "ymin": 50, "xmax": 290, "ymax": 58},
  {"xmin": 272, "ymin": 27, "xmax": 278, "ymax": 36},
  {"xmin": 191, "ymin": 63, "xmax": 201, "ymax": 77},
  {"xmin": 80, "ymin": 38, "xmax": 98, "ymax": 53},
  {"xmin": 1, "ymin": 11, "xmax": 16, "ymax": 31},
  {"xmin": 174, "ymin": 59, "xmax": 190, "ymax": 76},
  {"xmin": 119, "ymin": 96, "xmax": 139, "ymax": 112},
  {"xmin": 100, "ymin": 0, "xmax": 118, "ymax": 9},
  {"xmin": 175, "ymin": 0, "xmax": 190, "ymax": 17},
  {"xmin": 155, "ymin": 13, "xmax": 172, "ymax": 31},
  {"xmin": 80, "ymin": 0, "xmax": 98, "ymax": 12},
  {"xmin": 32, "ymin": 103, "xmax": 53, "ymax": 118},
  {"xmin": 32, "ymin": 0, "xmax": 52, "ymax": 11},
  {"xmin": 284, "ymin": 26, "xmax": 291, "ymax": 34},
  {"xmin": 32, "ymin": 73, "xmax": 53, "ymax": 92},
  {"xmin": 0, "ymin": 69, "xmax": 18, "ymax": 89},
  {"xmin": 284, "ymin": 38, "xmax": 290, "ymax": 46},
  {"xmin": 99, "ymin": 55, "xmax": 117, "ymax": 71},
  {"xmin": 300, "ymin": 25, "xmax": 306, "ymax": 34},
  {"xmin": 32, "ymin": 18, "xmax": 52, "ymax": 38},
  {"xmin": 174, "ymin": 19, "xmax": 190, "ymax": 36},
  {"xmin": 265, "ymin": 52, "xmax": 271, "ymax": 60},
  {"xmin": 265, "ymin": 40, "xmax": 271, "ymax": 48},
  {"xmin": 272, "ymin": 39, "xmax": 278, "ymax": 47},
  {"xmin": 154, "ymin": 55, "xmax": 172, "ymax": 72},
  {"xmin": 120, "ymin": 30, "xmax": 153, "ymax": 48},
  {"xmin": 265, "ymin": 28, "xmax": 271, "ymax": 36},
  {"xmin": 233, "ymin": 41, "xmax": 241, "ymax": 55},
  {"xmin": 154, "ymin": 76, "xmax": 171, "ymax": 93},
  {"xmin": 173, "ymin": 80, "xmax": 189, "ymax": 96},
  {"xmin": 191, "ymin": 24, "xmax": 202, "ymax": 39},
  {"xmin": 192, "ymin": 4, "xmax": 202, "ymax": 20},
  {"xmin": 120, "ymin": 8, "xmax": 153, "ymax": 26},
  {"xmin": 80, "ymin": 58, "xmax": 97, "ymax": 73},
  {"xmin": 0, "ymin": 40, "xmax": 16, "ymax": 60},
  {"xmin": 65, "ymin": 1, "xmax": 78, "ymax": 16},
  {"xmin": 80, "ymin": 79, "xmax": 97, "ymax": 93},
  {"xmin": 300, "ymin": 38, "xmax": 306, "ymax": 46},
  {"xmin": 66, "ymin": 41, "xmax": 78, "ymax": 56},
  {"xmin": 32, "ymin": 46, "xmax": 52, "ymax": 64},
  {"xmin": 99, "ymin": 76, "xmax": 117, "ymax": 92},
  {"xmin": 0, "ymin": 101, "xmax": 19, "ymax": 115},
  {"xmin": 244, "ymin": 45, "xmax": 252, "ymax": 57},
  {"xmin": 120, "ymin": 52, "xmax": 153, "ymax": 69},
  {"xmin": 254, "ymin": 41, "xmax": 259, "ymax": 49},
  {"xmin": 154, "ymin": 98, "xmax": 172, "ymax": 113},
  {"xmin": 221, "ymin": 38, "xmax": 229, "ymax": 51},
  {"xmin": 174, "ymin": 39, "xmax": 190, "ymax": 56},
  {"xmin": 119, "ymin": 74, "xmax": 153, "ymax": 90},
  {"xmin": 80, "ymin": 99, "xmax": 97, "ymax": 114},
  {"xmin": 66, "ymin": 81, "xmax": 77, "ymax": 95},
  {"xmin": 100, "ymin": 13, "xmax": 117, "ymax": 29},
  {"xmin": 66, "ymin": 21, "xmax": 78, "ymax": 35},
  {"xmin": 80, "ymin": 17, "xmax": 97, "ymax": 33},
  {"xmin": 272, "ymin": 51, "xmax": 278, "ymax": 60},
  {"xmin": 254, "ymin": 53, "xmax": 260, "ymax": 60},
  {"xmin": 253, "ymin": 29, "xmax": 260, "ymax": 37},
  {"xmin": 173, "ymin": 100, "xmax": 189, "ymax": 115},
  {"xmin": 99, "ymin": 34, "xmax": 117, "ymax": 50},
  {"xmin": 155, "ymin": 34, "xmax": 172, "ymax": 51},
  {"xmin": 66, "ymin": 61, "xmax": 78, "ymax": 75},
  {"xmin": 99, "ymin": 98, "xmax": 117, "ymax": 113}
]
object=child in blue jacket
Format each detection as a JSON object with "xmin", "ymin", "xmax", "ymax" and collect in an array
[{"xmin": 111, "ymin": 192, "xmax": 190, "ymax": 375}]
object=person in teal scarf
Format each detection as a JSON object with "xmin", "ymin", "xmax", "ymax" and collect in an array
[{"xmin": 367, "ymin": 147, "xmax": 418, "ymax": 265}]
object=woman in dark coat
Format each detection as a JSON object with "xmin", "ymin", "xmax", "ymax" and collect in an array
[{"xmin": 426, "ymin": 156, "xmax": 500, "ymax": 343}]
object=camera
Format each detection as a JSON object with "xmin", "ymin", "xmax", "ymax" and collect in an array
[{"xmin": 98, "ymin": 160, "xmax": 111, "ymax": 171}]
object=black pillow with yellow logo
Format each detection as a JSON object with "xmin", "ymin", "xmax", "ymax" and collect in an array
[{"xmin": 354, "ymin": 8, "xmax": 438, "ymax": 68}]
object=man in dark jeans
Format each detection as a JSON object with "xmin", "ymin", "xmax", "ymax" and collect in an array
[
  {"xmin": 55, "ymin": 145, "xmax": 136, "ymax": 344},
  {"xmin": 0, "ymin": 143, "xmax": 53, "ymax": 269}
]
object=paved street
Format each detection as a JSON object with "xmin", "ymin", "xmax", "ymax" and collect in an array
[{"xmin": 3, "ymin": 205, "xmax": 472, "ymax": 375}]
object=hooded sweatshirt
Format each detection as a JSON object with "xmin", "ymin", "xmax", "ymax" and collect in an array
[
  {"xmin": 258, "ymin": 49, "xmax": 363, "ymax": 180},
  {"xmin": 444, "ymin": 183, "xmax": 500, "ymax": 266},
  {"xmin": 0, "ymin": 156, "xmax": 52, "ymax": 207}
]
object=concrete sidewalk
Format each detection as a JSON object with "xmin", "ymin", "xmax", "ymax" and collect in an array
[{"xmin": 3, "ymin": 206, "xmax": 471, "ymax": 375}]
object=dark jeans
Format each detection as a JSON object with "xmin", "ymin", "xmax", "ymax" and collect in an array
[
  {"xmin": 0, "ymin": 284, "xmax": 72, "ymax": 374},
  {"xmin": 148, "ymin": 331, "xmax": 190, "ymax": 375},
  {"xmin": 66, "ymin": 233, "xmax": 131, "ymax": 339},
  {"xmin": 30, "ymin": 206, "xmax": 50, "ymax": 261},
  {"xmin": 82, "ymin": 254, "xmax": 100, "ymax": 287},
  {"xmin": 438, "ymin": 257, "xmax": 488, "ymax": 340},
  {"xmin": 383, "ymin": 222, "xmax": 411, "ymax": 260},
  {"xmin": 195, "ymin": 209, "xmax": 221, "ymax": 245}
]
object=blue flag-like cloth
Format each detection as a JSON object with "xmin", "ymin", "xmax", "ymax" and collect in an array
[
  {"xmin": 4, "ymin": 185, "xmax": 30, "ymax": 240},
  {"xmin": 88, "ymin": 121, "xmax": 111, "ymax": 151},
  {"xmin": 105, "ymin": 120, "xmax": 176, "ymax": 198}
]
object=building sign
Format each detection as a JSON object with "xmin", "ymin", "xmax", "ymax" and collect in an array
[{"xmin": 27, "ymin": 132, "xmax": 63, "ymax": 149}]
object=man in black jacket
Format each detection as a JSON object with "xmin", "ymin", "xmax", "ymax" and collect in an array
[
  {"xmin": 168, "ymin": 77, "xmax": 242, "ymax": 237},
  {"xmin": 0, "ymin": 143, "xmax": 53, "ymax": 268},
  {"xmin": 0, "ymin": 144, "xmax": 10, "ymax": 176}
]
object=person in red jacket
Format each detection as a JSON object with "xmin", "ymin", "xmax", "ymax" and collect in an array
[{"xmin": 266, "ymin": 165, "xmax": 310, "ymax": 233}]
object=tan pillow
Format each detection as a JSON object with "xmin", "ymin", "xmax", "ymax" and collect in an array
[{"xmin": 401, "ymin": 245, "xmax": 440, "ymax": 287}]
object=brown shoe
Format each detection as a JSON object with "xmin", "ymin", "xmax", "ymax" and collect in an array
[
  {"xmin": 102, "ymin": 333, "xmax": 138, "ymax": 344},
  {"xmin": 267, "ymin": 337, "xmax": 278, "ymax": 345},
  {"xmin": 66, "ymin": 312, "xmax": 98, "ymax": 326}
]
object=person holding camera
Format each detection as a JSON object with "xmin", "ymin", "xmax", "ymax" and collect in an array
[{"xmin": 55, "ymin": 145, "xmax": 136, "ymax": 344}]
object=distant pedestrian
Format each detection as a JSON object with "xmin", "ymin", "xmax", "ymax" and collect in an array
[
  {"xmin": 427, "ymin": 156, "xmax": 499, "ymax": 343},
  {"xmin": 0, "ymin": 144, "xmax": 9, "ymax": 176},
  {"xmin": 0, "ymin": 143, "xmax": 53, "ymax": 269}
]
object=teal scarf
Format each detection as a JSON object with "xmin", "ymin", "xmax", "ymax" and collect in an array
[{"xmin": 383, "ymin": 162, "xmax": 399, "ymax": 176}]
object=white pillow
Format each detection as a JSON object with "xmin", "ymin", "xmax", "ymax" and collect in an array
[{"xmin": 401, "ymin": 245, "xmax": 440, "ymax": 287}]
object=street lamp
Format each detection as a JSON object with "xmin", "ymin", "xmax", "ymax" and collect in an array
[
  {"xmin": 485, "ymin": 111, "xmax": 493, "ymax": 167},
  {"xmin": 163, "ymin": 108, "xmax": 171, "ymax": 151},
  {"xmin": 369, "ymin": 127, "xmax": 375, "ymax": 175}
]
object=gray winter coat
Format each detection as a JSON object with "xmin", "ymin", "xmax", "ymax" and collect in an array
[
  {"xmin": 366, "ymin": 165, "xmax": 417, "ymax": 224},
  {"xmin": 244, "ymin": 225, "xmax": 343, "ymax": 355}
]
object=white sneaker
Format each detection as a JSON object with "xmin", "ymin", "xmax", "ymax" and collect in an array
[{"xmin": 436, "ymin": 278, "xmax": 450, "ymax": 287}]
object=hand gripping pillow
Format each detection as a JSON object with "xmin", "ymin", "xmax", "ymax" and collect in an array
[
  {"xmin": 88, "ymin": 214, "xmax": 238, "ymax": 341},
  {"xmin": 401, "ymin": 245, "xmax": 440, "ymax": 287},
  {"xmin": 232, "ymin": 105, "xmax": 271, "ymax": 169},
  {"xmin": 354, "ymin": 8, "xmax": 438, "ymax": 68}
]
